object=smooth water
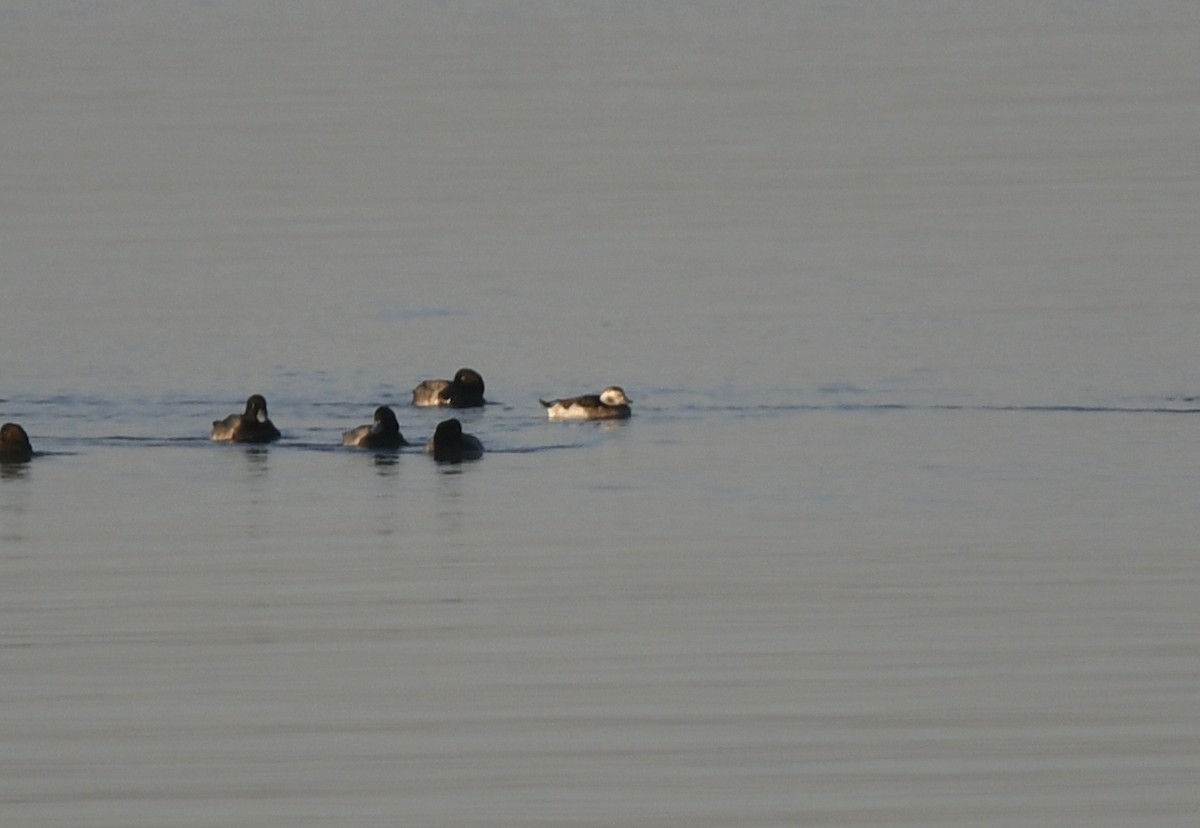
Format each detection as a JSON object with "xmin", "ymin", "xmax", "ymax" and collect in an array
[{"xmin": 2, "ymin": 2, "xmax": 1199, "ymax": 826}]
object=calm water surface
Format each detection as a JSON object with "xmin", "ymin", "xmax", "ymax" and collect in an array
[{"xmin": 2, "ymin": 2, "xmax": 1199, "ymax": 826}]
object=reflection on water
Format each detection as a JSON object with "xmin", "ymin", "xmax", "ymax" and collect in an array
[
  {"xmin": 370, "ymin": 453, "xmax": 401, "ymax": 475},
  {"xmin": 1, "ymin": 2, "xmax": 1198, "ymax": 826},
  {"xmin": 432, "ymin": 467, "xmax": 470, "ymax": 538},
  {"xmin": 1, "ymin": 461, "xmax": 32, "ymax": 482},
  {"xmin": 0, "ymin": 464, "xmax": 31, "ymax": 542}
]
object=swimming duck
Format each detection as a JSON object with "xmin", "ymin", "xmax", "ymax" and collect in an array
[
  {"xmin": 210, "ymin": 394, "xmax": 281, "ymax": 443},
  {"xmin": 0, "ymin": 422, "xmax": 33, "ymax": 462},
  {"xmin": 539, "ymin": 386, "xmax": 632, "ymax": 420},
  {"xmin": 424, "ymin": 418, "xmax": 483, "ymax": 462},
  {"xmin": 411, "ymin": 368, "xmax": 485, "ymax": 408},
  {"xmin": 343, "ymin": 405, "xmax": 407, "ymax": 449}
]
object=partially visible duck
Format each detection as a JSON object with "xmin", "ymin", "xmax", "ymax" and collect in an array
[
  {"xmin": 411, "ymin": 368, "xmax": 485, "ymax": 408},
  {"xmin": 343, "ymin": 405, "xmax": 407, "ymax": 449},
  {"xmin": 0, "ymin": 422, "xmax": 33, "ymax": 462},
  {"xmin": 210, "ymin": 394, "xmax": 281, "ymax": 443},
  {"xmin": 424, "ymin": 418, "xmax": 483, "ymax": 462},
  {"xmin": 539, "ymin": 386, "xmax": 632, "ymax": 420}
]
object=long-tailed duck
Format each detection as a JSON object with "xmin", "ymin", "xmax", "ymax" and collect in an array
[{"xmin": 539, "ymin": 386, "xmax": 632, "ymax": 420}]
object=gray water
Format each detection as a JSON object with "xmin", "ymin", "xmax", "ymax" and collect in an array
[{"xmin": 2, "ymin": 2, "xmax": 1199, "ymax": 825}]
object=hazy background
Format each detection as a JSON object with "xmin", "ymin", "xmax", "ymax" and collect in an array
[{"xmin": 2, "ymin": 2, "xmax": 1198, "ymax": 826}]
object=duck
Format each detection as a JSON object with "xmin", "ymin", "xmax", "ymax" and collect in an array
[
  {"xmin": 539, "ymin": 386, "xmax": 632, "ymax": 420},
  {"xmin": 210, "ymin": 394, "xmax": 281, "ymax": 443},
  {"xmin": 343, "ymin": 405, "xmax": 407, "ymax": 449},
  {"xmin": 411, "ymin": 368, "xmax": 485, "ymax": 408},
  {"xmin": 0, "ymin": 422, "xmax": 33, "ymax": 462},
  {"xmin": 424, "ymin": 418, "xmax": 483, "ymax": 462}
]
